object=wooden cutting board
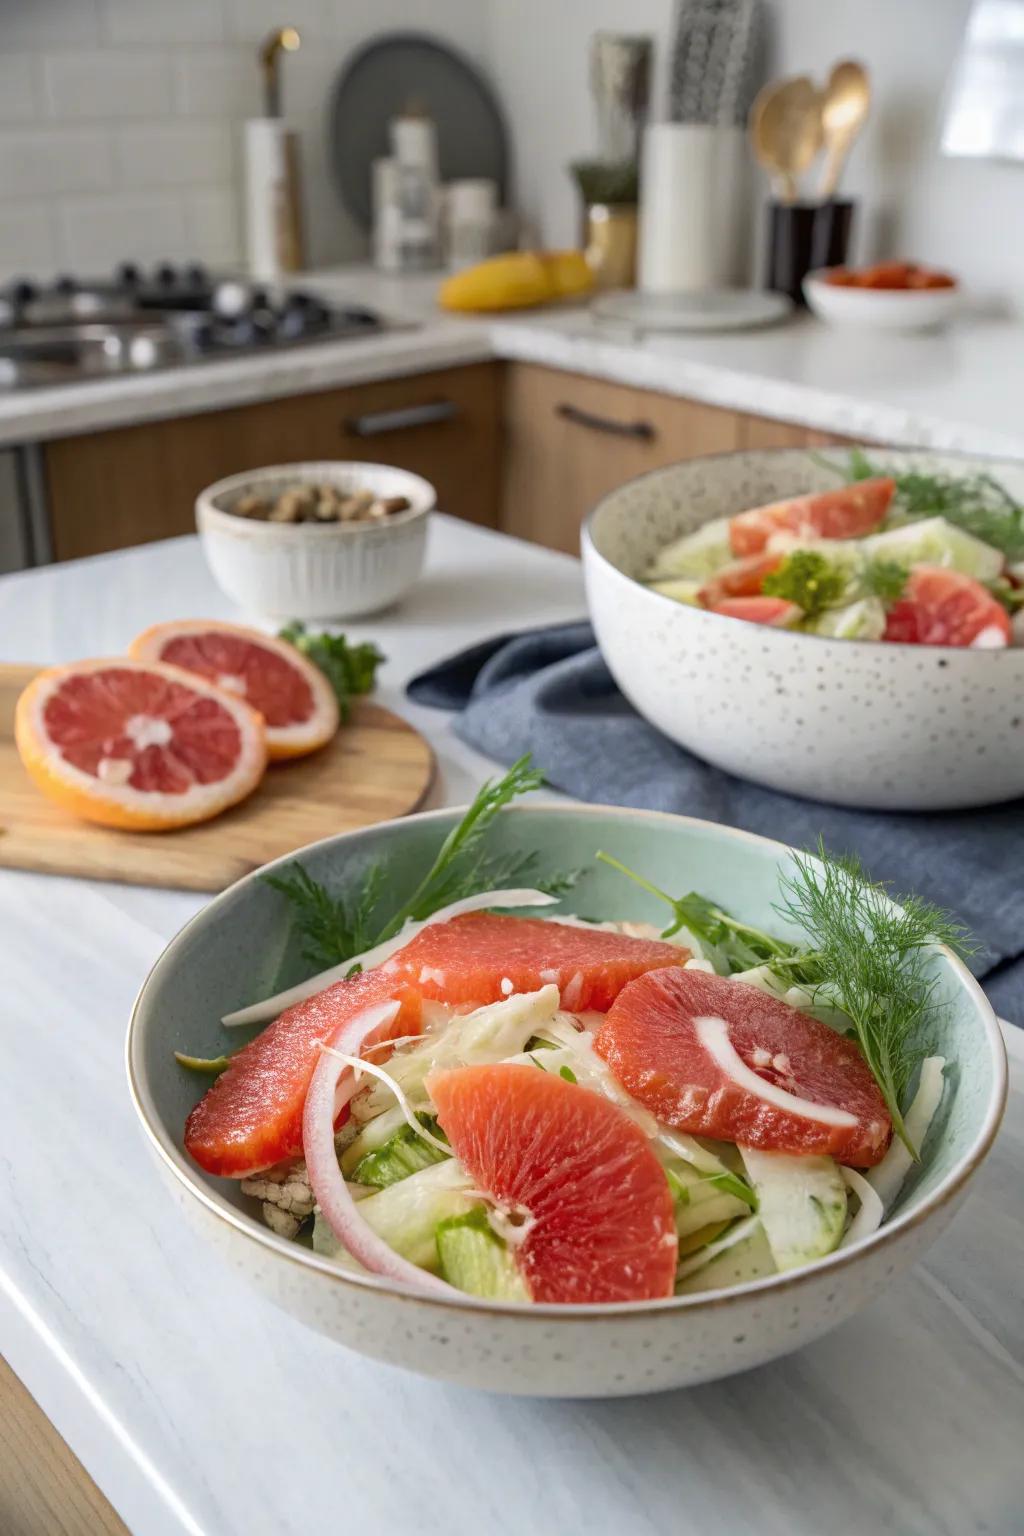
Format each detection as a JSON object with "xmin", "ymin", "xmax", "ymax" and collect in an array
[{"xmin": 0, "ymin": 664, "xmax": 434, "ymax": 893}]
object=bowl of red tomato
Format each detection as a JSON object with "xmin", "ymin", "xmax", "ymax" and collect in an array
[{"xmin": 804, "ymin": 262, "xmax": 959, "ymax": 331}]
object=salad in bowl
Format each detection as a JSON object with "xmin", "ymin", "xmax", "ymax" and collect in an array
[{"xmin": 128, "ymin": 761, "xmax": 1006, "ymax": 1394}]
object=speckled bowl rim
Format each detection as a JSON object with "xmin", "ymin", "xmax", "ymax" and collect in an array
[
  {"xmin": 197, "ymin": 460, "xmax": 436, "ymax": 537},
  {"xmin": 125, "ymin": 803, "xmax": 1008, "ymax": 1322},
  {"xmin": 582, "ymin": 443, "xmax": 1024, "ymax": 656}
]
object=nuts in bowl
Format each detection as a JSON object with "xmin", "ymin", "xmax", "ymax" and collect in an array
[{"xmin": 196, "ymin": 461, "xmax": 435, "ymax": 621}]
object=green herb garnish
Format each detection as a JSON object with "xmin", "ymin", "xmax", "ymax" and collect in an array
[
  {"xmin": 278, "ymin": 622, "xmax": 385, "ymax": 720},
  {"xmin": 984, "ymin": 577, "xmax": 1024, "ymax": 614},
  {"xmin": 820, "ymin": 450, "xmax": 1024, "ymax": 561},
  {"xmin": 862, "ymin": 559, "xmax": 908, "ymax": 603},
  {"xmin": 559, "ymin": 1064, "xmax": 578, "ymax": 1084},
  {"xmin": 761, "ymin": 550, "xmax": 849, "ymax": 617},
  {"xmin": 775, "ymin": 842, "xmax": 976, "ymax": 1154},
  {"xmin": 267, "ymin": 755, "xmax": 580, "ymax": 971}
]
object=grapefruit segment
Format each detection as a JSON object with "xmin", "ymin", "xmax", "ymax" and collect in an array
[
  {"xmin": 185, "ymin": 969, "xmax": 421, "ymax": 1176},
  {"xmin": 729, "ymin": 478, "xmax": 895, "ymax": 557},
  {"xmin": 383, "ymin": 912, "xmax": 688, "ymax": 1011},
  {"xmin": 882, "ymin": 566, "xmax": 1012, "ymax": 647},
  {"xmin": 130, "ymin": 620, "xmax": 340, "ymax": 760},
  {"xmin": 710, "ymin": 595, "xmax": 803, "ymax": 628},
  {"xmin": 15, "ymin": 657, "xmax": 266, "ymax": 831},
  {"xmin": 426, "ymin": 1063, "xmax": 677, "ymax": 1303},
  {"xmin": 595, "ymin": 968, "xmax": 891, "ymax": 1166}
]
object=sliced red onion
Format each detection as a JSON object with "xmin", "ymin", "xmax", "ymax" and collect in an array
[
  {"xmin": 302, "ymin": 998, "xmax": 456, "ymax": 1295},
  {"xmin": 223, "ymin": 887, "xmax": 557, "ymax": 1027}
]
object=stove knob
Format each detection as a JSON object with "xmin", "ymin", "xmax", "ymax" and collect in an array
[
  {"xmin": 183, "ymin": 262, "xmax": 208, "ymax": 289},
  {"xmin": 10, "ymin": 279, "xmax": 37, "ymax": 304},
  {"xmin": 54, "ymin": 274, "xmax": 77, "ymax": 293},
  {"xmin": 117, "ymin": 262, "xmax": 142, "ymax": 287},
  {"xmin": 155, "ymin": 263, "xmax": 178, "ymax": 287},
  {"xmin": 192, "ymin": 320, "xmax": 216, "ymax": 350}
]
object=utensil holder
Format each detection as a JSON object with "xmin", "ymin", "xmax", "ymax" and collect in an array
[
  {"xmin": 765, "ymin": 199, "xmax": 854, "ymax": 305},
  {"xmin": 638, "ymin": 124, "xmax": 749, "ymax": 293}
]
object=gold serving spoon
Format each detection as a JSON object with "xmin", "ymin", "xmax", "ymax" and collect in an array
[
  {"xmin": 818, "ymin": 60, "xmax": 870, "ymax": 200},
  {"xmin": 749, "ymin": 75, "xmax": 825, "ymax": 204}
]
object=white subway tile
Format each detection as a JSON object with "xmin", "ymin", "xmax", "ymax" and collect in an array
[
  {"xmin": 224, "ymin": 0, "xmax": 331, "ymax": 42},
  {"xmin": 0, "ymin": 205, "xmax": 59, "ymax": 281},
  {"xmin": 0, "ymin": 0, "xmax": 100, "ymax": 47},
  {"xmin": 0, "ymin": 129, "xmax": 113, "ymax": 198},
  {"xmin": 43, "ymin": 51, "xmax": 174, "ymax": 119},
  {"xmin": 185, "ymin": 188, "xmax": 243, "ymax": 266},
  {"xmin": 57, "ymin": 194, "xmax": 189, "ymax": 271},
  {"xmin": 114, "ymin": 123, "xmax": 234, "ymax": 189},
  {"xmin": 174, "ymin": 51, "xmax": 260, "ymax": 118},
  {"xmin": 0, "ymin": 55, "xmax": 37, "ymax": 121},
  {"xmin": 100, "ymin": 0, "xmax": 226, "ymax": 45}
]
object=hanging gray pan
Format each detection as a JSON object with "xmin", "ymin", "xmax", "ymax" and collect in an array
[{"xmin": 329, "ymin": 32, "xmax": 510, "ymax": 229}]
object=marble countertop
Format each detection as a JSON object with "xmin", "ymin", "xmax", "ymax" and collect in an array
[
  {"xmin": 2, "ymin": 267, "xmax": 1024, "ymax": 458},
  {"xmin": 1, "ymin": 520, "xmax": 1022, "ymax": 1536}
]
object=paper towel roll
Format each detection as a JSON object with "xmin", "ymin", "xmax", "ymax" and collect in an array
[
  {"xmin": 638, "ymin": 124, "xmax": 750, "ymax": 293},
  {"xmin": 245, "ymin": 118, "xmax": 305, "ymax": 280}
]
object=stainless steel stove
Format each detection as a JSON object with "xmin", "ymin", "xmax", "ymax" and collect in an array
[{"xmin": 0, "ymin": 262, "xmax": 395, "ymax": 390}]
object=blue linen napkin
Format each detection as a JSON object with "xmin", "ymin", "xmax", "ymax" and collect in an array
[{"xmin": 408, "ymin": 620, "xmax": 1023, "ymax": 1024}]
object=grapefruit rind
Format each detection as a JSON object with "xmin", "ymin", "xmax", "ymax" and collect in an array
[{"xmin": 15, "ymin": 657, "xmax": 267, "ymax": 831}]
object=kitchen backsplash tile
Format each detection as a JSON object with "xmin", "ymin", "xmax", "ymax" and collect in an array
[
  {"xmin": 57, "ymin": 195, "xmax": 189, "ymax": 272},
  {"xmin": 174, "ymin": 50, "xmax": 261, "ymax": 118},
  {"xmin": 43, "ymin": 50, "xmax": 175, "ymax": 119},
  {"xmin": 0, "ymin": 54, "xmax": 39, "ymax": 121},
  {"xmin": 114, "ymin": 124, "xmax": 235, "ymax": 190},
  {"xmin": 100, "ymin": 0, "xmax": 228, "ymax": 46},
  {"xmin": 0, "ymin": 128, "xmax": 114, "ymax": 199},
  {"xmin": 185, "ymin": 188, "xmax": 243, "ymax": 267},
  {"xmin": 0, "ymin": 204, "xmax": 58, "ymax": 277},
  {"xmin": 0, "ymin": 0, "xmax": 100, "ymax": 49}
]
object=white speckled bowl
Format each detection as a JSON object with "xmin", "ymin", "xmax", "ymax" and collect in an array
[
  {"xmin": 126, "ymin": 805, "xmax": 1006, "ymax": 1398},
  {"xmin": 583, "ymin": 447, "xmax": 1024, "ymax": 810},
  {"xmin": 196, "ymin": 461, "xmax": 434, "ymax": 621},
  {"xmin": 803, "ymin": 271, "xmax": 960, "ymax": 331}
]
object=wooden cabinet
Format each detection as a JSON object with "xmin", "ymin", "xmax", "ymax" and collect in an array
[
  {"xmin": 499, "ymin": 363, "xmax": 853, "ymax": 552},
  {"xmin": 44, "ymin": 363, "xmax": 502, "ymax": 563}
]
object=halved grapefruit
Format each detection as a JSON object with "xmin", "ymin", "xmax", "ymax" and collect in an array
[
  {"xmin": 710, "ymin": 595, "xmax": 803, "ymax": 628},
  {"xmin": 15, "ymin": 657, "xmax": 266, "ymax": 831},
  {"xmin": 129, "ymin": 620, "xmax": 340, "ymax": 760},
  {"xmin": 698, "ymin": 551, "xmax": 784, "ymax": 608},
  {"xmin": 185, "ymin": 968, "xmax": 422, "ymax": 1176},
  {"xmin": 383, "ymin": 912, "xmax": 688, "ymax": 1011},
  {"xmin": 426, "ymin": 1063, "xmax": 677, "ymax": 1303},
  {"xmin": 595, "ymin": 968, "xmax": 891, "ymax": 1166},
  {"xmin": 729, "ymin": 478, "xmax": 895, "ymax": 557},
  {"xmin": 883, "ymin": 566, "xmax": 1011, "ymax": 647}
]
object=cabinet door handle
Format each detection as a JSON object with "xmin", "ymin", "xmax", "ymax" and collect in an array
[
  {"xmin": 344, "ymin": 399, "xmax": 458, "ymax": 436},
  {"xmin": 556, "ymin": 402, "xmax": 655, "ymax": 440}
]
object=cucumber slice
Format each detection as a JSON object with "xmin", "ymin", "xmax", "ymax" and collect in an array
[
  {"xmin": 647, "ymin": 577, "xmax": 703, "ymax": 607},
  {"xmin": 675, "ymin": 1216, "xmax": 776, "ymax": 1293},
  {"xmin": 436, "ymin": 1207, "xmax": 530, "ymax": 1301},
  {"xmin": 340, "ymin": 1103, "xmax": 407, "ymax": 1174},
  {"xmin": 351, "ymin": 1116, "xmax": 448, "ymax": 1188},
  {"xmin": 738, "ymin": 1147, "xmax": 846, "ymax": 1272},
  {"xmin": 353, "ymin": 1160, "xmax": 481, "ymax": 1271},
  {"xmin": 647, "ymin": 517, "xmax": 732, "ymax": 581},
  {"xmin": 863, "ymin": 517, "xmax": 1004, "ymax": 581},
  {"xmin": 806, "ymin": 597, "xmax": 887, "ymax": 641}
]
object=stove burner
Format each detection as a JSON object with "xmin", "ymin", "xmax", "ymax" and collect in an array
[{"xmin": 0, "ymin": 263, "xmax": 395, "ymax": 388}]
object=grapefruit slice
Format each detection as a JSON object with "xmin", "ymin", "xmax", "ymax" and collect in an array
[
  {"xmin": 15, "ymin": 657, "xmax": 266, "ymax": 831},
  {"xmin": 185, "ymin": 969, "xmax": 421, "ymax": 1176},
  {"xmin": 698, "ymin": 551, "xmax": 783, "ymax": 607},
  {"xmin": 729, "ymin": 478, "xmax": 895, "ymax": 557},
  {"xmin": 426, "ymin": 1063, "xmax": 677, "ymax": 1303},
  {"xmin": 710, "ymin": 595, "xmax": 803, "ymax": 628},
  {"xmin": 595, "ymin": 968, "xmax": 891, "ymax": 1166},
  {"xmin": 882, "ymin": 566, "xmax": 1011, "ymax": 647},
  {"xmin": 130, "ymin": 620, "xmax": 340, "ymax": 760},
  {"xmin": 383, "ymin": 912, "xmax": 688, "ymax": 1012}
]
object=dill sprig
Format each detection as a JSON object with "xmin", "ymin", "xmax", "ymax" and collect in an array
[
  {"xmin": 775, "ymin": 843, "xmax": 976, "ymax": 1154},
  {"xmin": 266, "ymin": 755, "xmax": 580, "ymax": 971}
]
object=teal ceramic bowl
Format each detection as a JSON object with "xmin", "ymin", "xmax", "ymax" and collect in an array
[{"xmin": 126, "ymin": 805, "xmax": 1007, "ymax": 1397}]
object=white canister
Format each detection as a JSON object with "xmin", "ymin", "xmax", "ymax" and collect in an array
[
  {"xmin": 638, "ymin": 123, "xmax": 750, "ymax": 293},
  {"xmin": 445, "ymin": 177, "xmax": 497, "ymax": 268}
]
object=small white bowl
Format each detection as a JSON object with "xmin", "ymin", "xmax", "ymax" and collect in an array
[
  {"xmin": 196, "ymin": 462, "xmax": 435, "ymax": 621},
  {"xmin": 803, "ymin": 271, "xmax": 960, "ymax": 332}
]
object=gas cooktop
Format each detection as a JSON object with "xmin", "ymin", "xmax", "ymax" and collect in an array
[{"xmin": 0, "ymin": 262, "xmax": 402, "ymax": 390}]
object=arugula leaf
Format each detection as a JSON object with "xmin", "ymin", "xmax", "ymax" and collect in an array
[
  {"xmin": 775, "ymin": 841, "xmax": 976, "ymax": 1154},
  {"xmin": 266, "ymin": 754, "xmax": 580, "ymax": 970},
  {"xmin": 278, "ymin": 622, "xmax": 385, "ymax": 719},
  {"xmin": 761, "ymin": 550, "xmax": 848, "ymax": 617}
]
